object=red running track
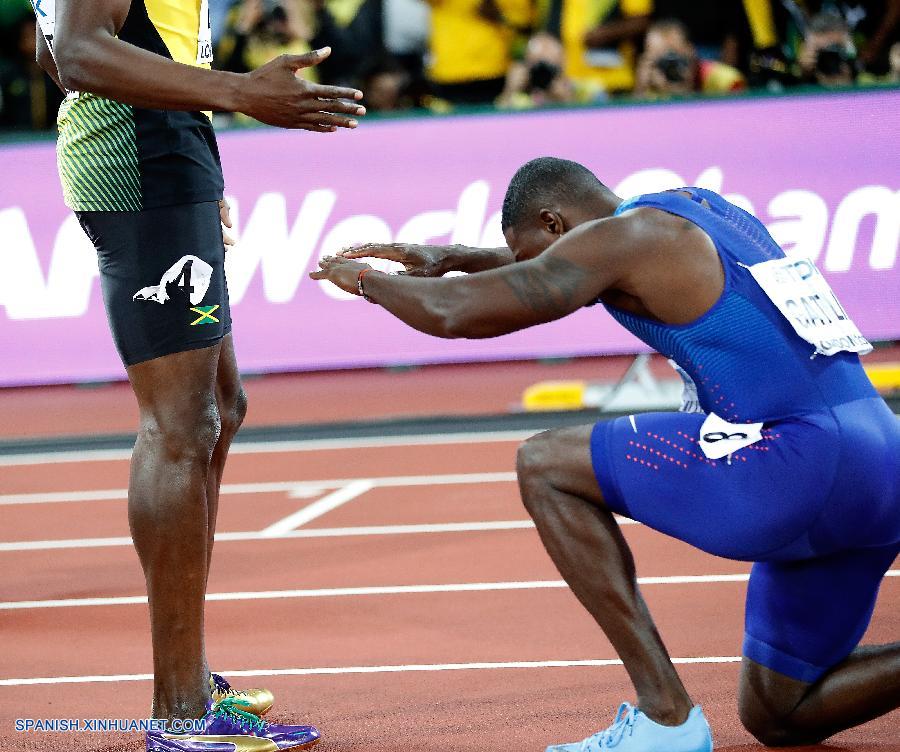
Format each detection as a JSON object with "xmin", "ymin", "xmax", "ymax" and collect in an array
[{"xmin": 0, "ymin": 434, "xmax": 897, "ymax": 751}]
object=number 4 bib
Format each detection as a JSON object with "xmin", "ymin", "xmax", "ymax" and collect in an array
[{"xmin": 132, "ymin": 255, "xmax": 212, "ymax": 306}]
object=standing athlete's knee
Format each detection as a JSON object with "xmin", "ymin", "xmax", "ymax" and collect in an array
[
  {"xmin": 221, "ymin": 389, "xmax": 248, "ymax": 438},
  {"xmin": 146, "ymin": 397, "xmax": 222, "ymax": 464}
]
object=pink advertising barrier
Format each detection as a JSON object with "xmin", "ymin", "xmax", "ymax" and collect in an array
[{"xmin": 1, "ymin": 89, "xmax": 898, "ymax": 385}]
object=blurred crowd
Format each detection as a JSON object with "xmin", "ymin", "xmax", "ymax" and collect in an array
[{"xmin": 1, "ymin": 0, "xmax": 899, "ymax": 129}]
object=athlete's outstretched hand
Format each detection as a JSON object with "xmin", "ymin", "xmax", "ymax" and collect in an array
[
  {"xmin": 339, "ymin": 243, "xmax": 450, "ymax": 277},
  {"xmin": 311, "ymin": 255, "xmax": 372, "ymax": 295},
  {"xmin": 237, "ymin": 48, "xmax": 366, "ymax": 131}
]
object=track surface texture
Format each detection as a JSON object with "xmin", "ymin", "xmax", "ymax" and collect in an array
[{"xmin": 1, "ymin": 428, "xmax": 898, "ymax": 750}]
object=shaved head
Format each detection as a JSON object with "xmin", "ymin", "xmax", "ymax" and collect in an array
[{"xmin": 501, "ymin": 157, "xmax": 606, "ymax": 233}]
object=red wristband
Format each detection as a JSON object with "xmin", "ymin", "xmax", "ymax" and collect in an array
[{"xmin": 357, "ymin": 268, "xmax": 377, "ymax": 302}]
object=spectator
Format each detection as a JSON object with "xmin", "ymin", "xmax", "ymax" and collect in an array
[
  {"xmin": 853, "ymin": 0, "xmax": 900, "ymax": 73},
  {"xmin": 309, "ymin": 0, "xmax": 384, "ymax": 88},
  {"xmin": 745, "ymin": 0, "xmax": 809, "ymax": 89},
  {"xmin": 536, "ymin": 0, "xmax": 651, "ymax": 95},
  {"xmin": 216, "ymin": 0, "xmax": 386, "ymax": 91},
  {"xmin": 497, "ymin": 31, "xmax": 604, "ymax": 108},
  {"xmin": 384, "ymin": 0, "xmax": 430, "ymax": 67},
  {"xmin": 651, "ymin": 0, "xmax": 752, "ymax": 67},
  {"xmin": 361, "ymin": 54, "xmax": 415, "ymax": 111},
  {"xmin": 799, "ymin": 10, "xmax": 859, "ymax": 85},
  {"xmin": 210, "ymin": 0, "xmax": 242, "ymax": 47},
  {"xmin": 383, "ymin": 0, "xmax": 430, "ymax": 100},
  {"xmin": 890, "ymin": 38, "xmax": 900, "ymax": 78},
  {"xmin": 635, "ymin": 18, "xmax": 747, "ymax": 97},
  {"xmin": 0, "ymin": 13, "xmax": 64, "ymax": 130},
  {"xmin": 427, "ymin": 0, "xmax": 533, "ymax": 105},
  {"xmin": 800, "ymin": 1, "xmax": 900, "ymax": 74},
  {"xmin": 216, "ymin": 0, "xmax": 316, "ymax": 75}
]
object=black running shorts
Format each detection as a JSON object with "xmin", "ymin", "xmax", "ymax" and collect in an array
[{"xmin": 77, "ymin": 202, "xmax": 232, "ymax": 367}]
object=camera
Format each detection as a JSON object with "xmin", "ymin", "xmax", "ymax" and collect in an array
[
  {"xmin": 815, "ymin": 43, "xmax": 857, "ymax": 78},
  {"xmin": 654, "ymin": 51, "xmax": 692, "ymax": 84},
  {"xmin": 528, "ymin": 60, "xmax": 562, "ymax": 91}
]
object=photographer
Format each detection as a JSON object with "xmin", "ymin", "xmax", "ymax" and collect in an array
[
  {"xmin": 217, "ymin": 0, "xmax": 315, "ymax": 75},
  {"xmin": 799, "ymin": 11, "xmax": 859, "ymax": 86},
  {"xmin": 635, "ymin": 18, "xmax": 746, "ymax": 98},
  {"xmin": 498, "ymin": 32, "xmax": 602, "ymax": 108}
]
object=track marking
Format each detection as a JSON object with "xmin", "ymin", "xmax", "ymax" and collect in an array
[
  {"xmin": 0, "ymin": 471, "xmax": 519, "ymax": 506},
  {"xmin": 0, "ymin": 520, "xmax": 539, "ymax": 551},
  {"xmin": 0, "ymin": 430, "xmax": 537, "ymax": 467},
  {"xmin": 0, "ymin": 656, "xmax": 744, "ymax": 687},
  {"xmin": 4, "ymin": 571, "xmax": 895, "ymax": 610},
  {"xmin": 0, "ymin": 518, "xmax": 640, "ymax": 552},
  {"xmin": 0, "ymin": 573, "xmax": 805, "ymax": 611},
  {"xmin": 261, "ymin": 480, "xmax": 375, "ymax": 536}
]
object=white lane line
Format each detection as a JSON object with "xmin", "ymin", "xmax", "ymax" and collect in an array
[
  {"xmin": 0, "ymin": 430, "xmax": 537, "ymax": 467},
  {"xmin": 0, "ymin": 471, "xmax": 518, "ymax": 506},
  {"xmin": 0, "ymin": 518, "xmax": 641, "ymax": 553},
  {"xmin": 0, "ymin": 489, "xmax": 130, "ymax": 505},
  {"xmin": 0, "ymin": 520, "xmax": 540, "ymax": 552},
  {"xmin": 260, "ymin": 480, "xmax": 375, "ymax": 537},
  {"xmin": 0, "ymin": 656, "xmax": 744, "ymax": 687},
  {"xmin": 4, "ymin": 570, "xmax": 895, "ymax": 610},
  {"xmin": 0, "ymin": 574, "xmax": 768, "ymax": 611}
]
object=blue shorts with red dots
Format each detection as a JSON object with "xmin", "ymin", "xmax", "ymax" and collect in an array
[{"xmin": 590, "ymin": 397, "xmax": 899, "ymax": 683}]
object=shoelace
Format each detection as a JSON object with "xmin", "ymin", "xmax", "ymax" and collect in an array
[
  {"xmin": 581, "ymin": 703, "xmax": 638, "ymax": 750},
  {"xmin": 212, "ymin": 696, "xmax": 266, "ymax": 734},
  {"xmin": 210, "ymin": 673, "xmax": 233, "ymax": 696}
]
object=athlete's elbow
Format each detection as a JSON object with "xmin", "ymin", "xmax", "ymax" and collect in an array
[
  {"xmin": 418, "ymin": 299, "xmax": 464, "ymax": 339},
  {"xmin": 439, "ymin": 304, "xmax": 492, "ymax": 339},
  {"xmin": 53, "ymin": 39, "xmax": 100, "ymax": 91},
  {"xmin": 36, "ymin": 45, "xmax": 53, "ymax": 73},
  {"xmin": 438, "ymin": 314, "xmax": 468, "ymax": 339},
  {"xmin": 425, "ymin": 292, "xmax": 494, "ymax": 339},
  {"xmin": 440, "ymin": 311, "xmax": 501, "ymax": 339}
]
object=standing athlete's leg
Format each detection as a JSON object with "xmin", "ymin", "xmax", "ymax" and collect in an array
[
  {"xmin": 128, "ymin": 344, "xmax": 224, "ymax": 722},
  {"xmin": 192, "ymin": 336, "xmax": 276, "ymax": 715},
  {"xmin": 738, "ymin": 546, "xmax": 900, "ymax": 745},
  {"xmin": 517, "ymin": 426, "xmax": 693, "ymax": 724},
  {"xmin": 205, "ymin": 334, "xmax": 247, "ymax": 573}
]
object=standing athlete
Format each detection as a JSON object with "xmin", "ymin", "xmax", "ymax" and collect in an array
[
  {"xmin": 312, "ymin": 157, "xmax": 899, "ymax": 751},
  {"xmin": 32, "ymin": 1, "xmax": 365, "ymax": 749}
]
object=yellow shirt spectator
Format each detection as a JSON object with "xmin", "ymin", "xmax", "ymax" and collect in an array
[
  {"xmin": 428, "ymin": 0, "xmax": 533, "ymax": 84},
  {"xmin": 538, "ymin": 0, "xmax": 652, "ymax": 93}
]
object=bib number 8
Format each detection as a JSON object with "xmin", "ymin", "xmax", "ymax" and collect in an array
[
  {"xmin": 702, "ymin": 431, "xmax": 749, "ymax": 443},
  {"xmin": 698, "ymin": 413, "xmax": 764, "ymax": 459}
]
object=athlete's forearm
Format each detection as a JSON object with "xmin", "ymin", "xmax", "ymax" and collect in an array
[
  {"xmin": 358, "ymin": 249, "xmax": 597, "ymax": 340},
  {"xmin": 361, "ymin": 273, "xmax": 465, "ymax": 338},
  {"xmin": 443, "ymin": 246, "xmax": 516, "ymax": 274},
  {"xmin": 53, "ymin": 31, "xmax": 244, "ymax": 112}
]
